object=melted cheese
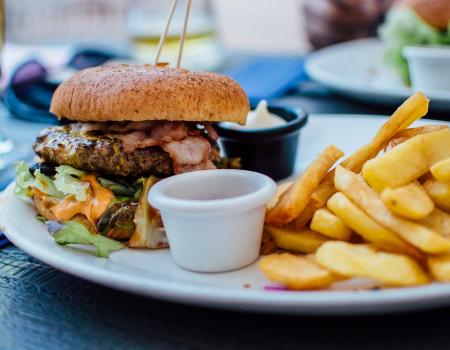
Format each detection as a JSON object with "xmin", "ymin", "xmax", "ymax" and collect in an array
[{"xmin": 52, "ymin": 175, "xmax": 114, "ymax": 224}]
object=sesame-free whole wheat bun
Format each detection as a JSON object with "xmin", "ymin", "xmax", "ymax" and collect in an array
[
  {"xmin": 399, "ymin": 0, "xmax": 450, "ymax": 29},
  {"xmin": 50, "ymin": 64, "xmax": 250, "ymax": 124}
]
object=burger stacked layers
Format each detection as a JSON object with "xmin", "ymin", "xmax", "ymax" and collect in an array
[{"xmin": 15, "ymin": 64, "xmax": 249, "ymax": 256}]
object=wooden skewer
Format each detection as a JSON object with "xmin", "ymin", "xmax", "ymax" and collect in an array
[
  {"xmin": 154, "ymin": 0, "xmax": 179, "ymax": 66},
  {"xmin": 176, "ymin": 0, "xmax": 192, "ymax": 68}
]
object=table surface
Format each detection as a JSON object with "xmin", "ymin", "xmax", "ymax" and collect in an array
[{"xmin": 2, "ymin": 75, "xmax": 450, "ymax": 350}]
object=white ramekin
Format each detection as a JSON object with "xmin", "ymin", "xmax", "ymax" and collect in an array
[
  {"xmin": 148, "ymin": 169, "xmax": 277, "ymax": 272},
  {"xmin": 403, "ymin": 45, "xmax": 450, "ymax": 91}
]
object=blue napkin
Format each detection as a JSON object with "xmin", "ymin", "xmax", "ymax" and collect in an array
[{"xmin": 223, "ymin": 56, "xmax": 307, "ymax": 105}]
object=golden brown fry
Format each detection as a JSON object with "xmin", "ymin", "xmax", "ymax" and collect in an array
[
  {"xmin": 267, "ymin": 181, "xmax": 293, "ymax": 210},
  {"xmin": 362, "ymin": 128, "xmax": 450, "ymax": 191},
  {"xmin": 431, "ymin": 157, "xmax": 450, "ymax": 183},
  {"xmin": 380, "ymin": 182, "xmax": 434, "ymax": 220},
  {"xmin": 265, "ymin": 145, "xmax": 344, "ymax": 225},
  {"xmin": 296, "ymin": 92, "xmax": 430, "ymax": 220},
  {"xmin": 310, "ymin": 208, "xmax": 352, "ymax": 241},
  {"xmin": 327, "ymin": 192, "xmax": 424, "ymax": 261},
  {"xmin": 259, "ymin": 253, "xmax": 335, "ymax": 290},
  {"xmin": 419, "ymin": 208, "xmax": 450, "ymax": 238},
  {"xmin": 294, "ymin": 203, "xmax": 316, "ymax": 229},
  {"xmin": 334, "ymin": 166, "xmax": 450, "ymax": 254},
  {"xmin": 342, "ymin": 92, "xmax": 429, "ymax": 173},
  {"xmin": 266, "ymin": 225, "xmax": 329, "ymax": 254},
  {"xmin": 316, "ymin": 242, "xmax": 430, "ymax": 286},
  {"xmin": 386, "ymin": 125, "xmax": 448, "ymax": 151},
  {"xmin": 423, "ymin": 179, "xmax": 450, "ymax": 212},
  {"xmin": 428, "ymin": 255, "xmax": 450, "ymax": 282}
]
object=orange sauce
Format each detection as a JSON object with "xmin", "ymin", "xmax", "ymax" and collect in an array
[{"xmin": 52, "ymin": 175, "xmax": 114, "ymax": 224}]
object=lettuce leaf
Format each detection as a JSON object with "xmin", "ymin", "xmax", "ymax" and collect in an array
[
  {"xmin": 54, "ymin": 174, "xmax": 89, "ymax": 201},
  {"xmin": 50, "ymin": 220, "xmax": 124, "ymax": 258},
  {"xmin": 54, "ymin": 165, "xmax": 89, "ymax": 201},
  {"xmin": 34, "ymin": 169, "xmax": 64, "ymax": 198},
  {"xmin": 379, "ymin": 8, "xmax": 450, "ymax": 85},
  {"xmin": 14, "ymin": 161, "xmax": 35, "ymax": 199},
  {"xmin": 14, "ymin": 161, "xmax": 90, "ymax": 201},
  {"xmin": 55, "ymin": 165, "xmax": 85, "ymax": 177}
]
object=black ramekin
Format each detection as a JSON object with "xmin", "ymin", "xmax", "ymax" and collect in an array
[{"xmin": 215, "ymin": 104, "xmax": 308, "ymax": 181}]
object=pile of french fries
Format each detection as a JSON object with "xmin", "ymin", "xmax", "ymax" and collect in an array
[{"xmin": 260, "ymin": 92, "xmax": 450, "ymax": 290}]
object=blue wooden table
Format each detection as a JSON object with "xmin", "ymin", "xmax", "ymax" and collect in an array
[{"xmin": 1, "ymin": 71, "xmax": 450, "ymax": 349}]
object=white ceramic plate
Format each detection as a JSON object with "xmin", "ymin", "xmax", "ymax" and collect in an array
[
  {"xmin": 2, "ymin": 114, "xmax": 450, "ymax": 315},
  {"xmin": 305, "ymin": 38, "xmax": 450, "ymax": 111}
]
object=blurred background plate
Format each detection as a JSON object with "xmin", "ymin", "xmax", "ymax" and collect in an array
[{"xmin": 305, "ymin": 38, "xmax": 450, "ymax": 111}]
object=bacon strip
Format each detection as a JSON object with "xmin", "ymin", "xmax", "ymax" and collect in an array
[
  {"xmin": 162, "ymin": 136, "xmax": 211, "ymax": 166},
  {"xmin": 116, "ymin": 131, "xmax": 158, "ymax": 153}
]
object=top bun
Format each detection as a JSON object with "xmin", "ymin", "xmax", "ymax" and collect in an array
[
  {"xmin": 50, "ymin": 64, "xmax": 249, "ymax": 124},
  {"xmin": 400, "ymin": 0, "xmax": 450, "ymax": 29}
]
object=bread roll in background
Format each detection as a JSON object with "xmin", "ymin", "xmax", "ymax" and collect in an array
[{"xmin": 398, "ymin": 0, "xmax": 450, "ymax": 29}]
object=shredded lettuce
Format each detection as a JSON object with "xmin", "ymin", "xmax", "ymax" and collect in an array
[
  {"xmin": 49, "ymin": 220, "xmax": 124, "ymax": 258},
  {"xmin": 34, "ymin": 169, "xmax": 64, "ymax": 198},
  {"xmin": 14, "ymin": 161, "xmax": 35, "ymax": 199},
  {"xmin": 53, "ymin": 174, "xmax": 89, "ymax": 201},
  {"xmin": 14, "ymin": 161, "xmax": 90, "ymax": 201},
  {"xmin": 379, "ymin": 8, "xmax": 450, "ymax": 85},
  {"xmin": 55, "ymin": 165, "xmax": 85, "ymax": 177},
  {"xmin": 54, "ymin": 165, "xmax": 89, "ymax": 201}
]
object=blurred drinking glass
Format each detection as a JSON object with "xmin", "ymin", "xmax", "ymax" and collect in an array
[{"xmin": 127, "ymin": 0, "xmax": 224, "ymax": 71}]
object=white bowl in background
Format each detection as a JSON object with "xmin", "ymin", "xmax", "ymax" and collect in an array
[
  {"xmin": 403, "ymin": 45, "xmax": 450, "ymax": 92},
  {"xmin": 148, "ymin": 169, "xmax": 277, "ymax": 273}
]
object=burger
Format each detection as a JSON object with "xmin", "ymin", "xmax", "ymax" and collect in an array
[
  {"xmin": 15, "ymin": 64, "xmax": 249, "ymax": 256},
  {"xmin": 379, "ymin": 0, "xmax": 450, "ymax": 84}
]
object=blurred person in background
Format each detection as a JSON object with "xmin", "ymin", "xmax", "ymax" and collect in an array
[{"xmin": 303, "ymin": 0, "xmax": 395, "ymax": 49}]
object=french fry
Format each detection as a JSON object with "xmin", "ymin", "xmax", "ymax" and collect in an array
[
  {"xmin": 419, "ymin": 208, "xmax": 450, "ymax": 238},
  {"xmin": 362, "ymin": 128, "xmax": 450, "ymax": 191},
  {"xmin": 294, "ymin": 203, "xmax": 316, "ymax": 229},
  {"xmin": 423, "ymin": 179, "xmax": 450, "ymax": 212},
  {"xmin": 265, "ymin": 145, "xmax": 344, "ymax": 225},
  {"xmin": 316, "ymin": 242, "xmax": 430, "ymax": 286},
  {"xmin": 259, "ymin": 253, "xmax": 335, "ymax": 290},
  {"xmin": 386, "ymin": 125, "xmax": 448, "ymax": 151},
  {"xmin": 380, "ymin": 182, "xmax": 434, "ymax": 220},
  {"xmin": 431, "ymin": 157, "xmax": 450, "ymax": 183},
  {"xmin": 310, "ymin": 208, "xmax": 352, "ymax": 241},
  {"xmin": 428, "ymin": 255, "xmax": 450, "ymax": 282},
  {"xmin": 265, "ymin": 226, "xmax": 329, "ymax": 254},
  {"xmin": 267, "ymin": 181, "xmax": 293, "ymax": 210},
  {"xmin": 296, "ymin": 92, "xmax": 430, "ymax": 221},
  {"xmin": 334, "ymin": 166, "xmax": 450, "ymax": 254},
  {"xmin": 327, "ymin": 192, "xmax": 424, "ymax": 261},
  {"xmin": 339, "ymin": 92, "xmax": 429, "ymax": 174}
]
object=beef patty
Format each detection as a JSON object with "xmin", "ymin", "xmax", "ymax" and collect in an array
[{"xmin": 34, "ymin": 126, "xmax": 174, "ymax": 177}]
